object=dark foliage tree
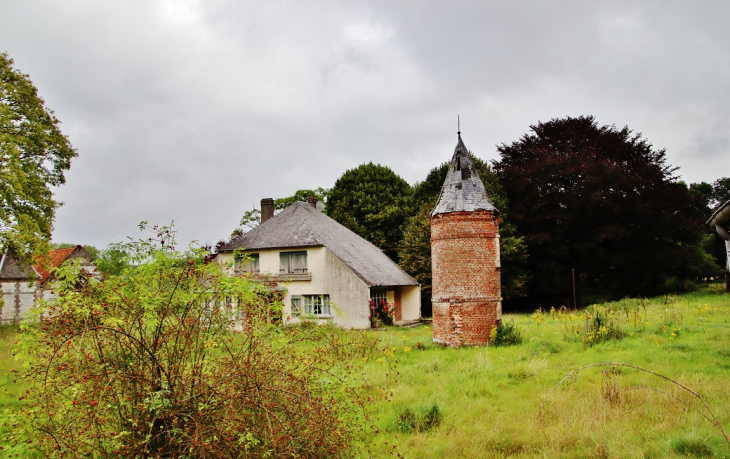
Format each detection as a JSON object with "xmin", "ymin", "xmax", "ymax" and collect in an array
[
  {"xmin": 401, "ymin": 157, "xmax": 530, "ymax": 303},
  {"xmin": 690, "ymin": 178, "xmax": 729, "ymax": 278},
  {"xmin": 0, "ymin": 53, "xmax": 76, "ymax": 256},
  {"xmin": 711, "ymin": 177, "xmax": 730, "ymax": 209},
  {"xmin": 328, "ymin": 163, "xmax": 413, "ymax": 262},
  {"xmin": 494, "ymin": 115, "xmax": 711, "ymax": 302}
]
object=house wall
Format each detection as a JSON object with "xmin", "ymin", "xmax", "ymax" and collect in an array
[
  {"xmin": 218, "ymin": 247, "xmax": 372, "ymax": 329},
  {"xmin": 1, "ymin": 280, "xmax": 39, "ymax": 323},
  {"xmin": 399, "ymin": 285, "xmax": 421, "ymax": 321}
]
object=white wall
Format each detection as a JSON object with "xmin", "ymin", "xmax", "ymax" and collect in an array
[
  {"xmin": 1, "ymin": 280, "xmax": 39, "ymax": 323},
  {"xmin": 399, "ymin": 285, "xmax": 421, "ymax": 321},
  {"xmin": 218, "ymin": 247, "xmax": 372, "ymax": 328}
]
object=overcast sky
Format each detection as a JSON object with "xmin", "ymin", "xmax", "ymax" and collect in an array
[{"xmin": 2, "ymin": 1, "xmax": 729, "ymax": 249}]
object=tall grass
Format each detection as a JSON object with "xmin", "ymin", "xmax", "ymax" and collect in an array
[
  {"xmin": 0, "ymin": 290, "xmax": 728, "ymax": 457},
  {"xmin": 358, "ymin": 289, "xmax": 730, "ymax": 458}
]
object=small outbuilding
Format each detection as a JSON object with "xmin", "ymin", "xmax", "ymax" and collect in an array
[{"xmin": 0, "ymin": 245, "xmax": 97, "ymax": 323}]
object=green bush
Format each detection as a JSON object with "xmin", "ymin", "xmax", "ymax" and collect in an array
[
  {"xmin": 490, "ymin": 320, "xmax": 523, "ymax": 346},
  {"xmin": 395, "ymin": 404, "xmax": 442, "ymax": 433}
]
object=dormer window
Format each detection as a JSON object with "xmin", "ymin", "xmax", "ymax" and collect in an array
[{"xmin": 456, "ymin": 157, "xmax": 461, "ymax": 171}]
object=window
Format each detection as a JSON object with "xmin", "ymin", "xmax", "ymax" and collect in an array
[
  {"xmin": 280, "ymin": 251, "xmax": 307, "ymax": 274},
  {"xmin": 370, "ymin": 287, "xmax": 387, "ymax": 304},
  {"xmin": 235, "ymin": 253, "xmax": 259, "ymax": 273},
  {"xmin": 303, "ymin": 294, "xmax": 330, "ymax": 316}
]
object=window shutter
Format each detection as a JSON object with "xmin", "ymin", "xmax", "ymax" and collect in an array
[
  {"xmin": 291, "ymin": 295, "xmax": 301, "ymax": 315},
  {"xmin": 280, "ymin": 253, "xmax": 288, "ymax": 273}
]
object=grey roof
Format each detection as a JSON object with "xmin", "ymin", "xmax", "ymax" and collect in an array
[
  {"xmin": 219, "ymin": 202, "xmax": 418, "ymax": 287},
  {"xmin": 431, "ymin": 134, "xmax": 499, "ymax": 216},
  {"xmin": 0, "ymin": 248, "xmax": 40, "ymax": 281}
]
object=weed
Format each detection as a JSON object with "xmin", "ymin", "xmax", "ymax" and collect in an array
[
  {"xmin": 395, "ymin": 404, "xmax": 442, "ymax": 433},
  {"xmin": 490, "ymin": 320, "xmax": 523, "ymax": 347},
  {"xmin": 671, "ymin": 436, "xmax": 715, "ymax": 457}
]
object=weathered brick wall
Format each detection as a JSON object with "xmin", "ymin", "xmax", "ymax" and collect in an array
[{"xmin": 431, "ymin": 211, "xmax": 501, "ymax": 346}]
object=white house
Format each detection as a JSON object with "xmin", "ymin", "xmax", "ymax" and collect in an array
[
  {"xmin": 0, "ymin": 248, "xmax": 40, "ymax": 323},
  {"xmin": 216, "ymin": 199, "xmax": 421, "ymax": 329}
]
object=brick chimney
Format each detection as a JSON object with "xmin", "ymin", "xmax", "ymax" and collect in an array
[
  {"xmin": 306, "ymin": 196, "xmax": 319, "ymax": 208},
  {"xmin": 261, "ymin": 198, "xmax": 274, "ymax": 223}
]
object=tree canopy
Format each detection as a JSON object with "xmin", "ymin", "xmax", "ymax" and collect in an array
[
  {"xmin": 0, "ymin": 52, "xmax": 76, "ymax": 256},
  {"xmin": 328, "ymin": 163, "xmax": 413, "ymax": 262},
  {"xmin": 494, "ymin": 115, "xmax": 710, "ymax": 302}
]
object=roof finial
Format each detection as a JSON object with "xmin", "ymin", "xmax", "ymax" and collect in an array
[{"xmin": 457, "ymin": 115, "xmax": 461, "ymax": 136}]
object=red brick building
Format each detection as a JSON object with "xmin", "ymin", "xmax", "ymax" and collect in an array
[{"xmin": 431, "ymin": 133, "xmax": 501, "ymax": 346}]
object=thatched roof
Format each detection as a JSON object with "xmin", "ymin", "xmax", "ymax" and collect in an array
[
  {"xmin": 432, "ymin": 134, "xmax": 499, "ymax": 216},
  {"xmin": 219, "ymin": 202, "xmax": 417, "ymax": 287},
  {"xmin": 0, "ymin": 248, "xmax": 40, "ymax": 281}
]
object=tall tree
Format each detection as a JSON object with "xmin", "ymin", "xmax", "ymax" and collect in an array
[
  {"xmin": 328, "ymin": 163, "xmax": 412, "ymax": 262},
  {"xmin": 690, "ymin": 178, "xmax": 729, "ymax": 278},
  {"xmin": 0, "ymin": 53, "xmax": 77, "ymax": 256},
  {"xmin": 494, "ymin": 116, "xmax": 709, "ymax": 302}
]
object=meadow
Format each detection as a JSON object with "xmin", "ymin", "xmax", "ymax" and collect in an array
[
  {"xmin": 359, "ymin": 288, "xmax": 730, "ymax": 458},
  {"xmin": 0, "ymin": 288, "xmax": 728, "ymax": 458}
]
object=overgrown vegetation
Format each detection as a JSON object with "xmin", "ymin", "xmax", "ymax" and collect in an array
[
  {"xmin": 489, "ymin": 320, "xmax": 523, "ymax": 346},
  {"xmin": 357, "ymin": 287, "xmax": 730, "ymax": 458},
  {"xmin": 1, "ymin": 287, "xmax": 729, "ymax": 457},
  {"xmin": 3, "ymin": 225, "xmax": 379, "ymax": 458}
]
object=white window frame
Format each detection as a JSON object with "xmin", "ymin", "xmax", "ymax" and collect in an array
[
  {"xmin": 303, "ymin": 294, "xmax": 330, "ymax": 316},
  {"xmin": 370, "ymin": 287, "xmax": 387, "ymax": 304}
]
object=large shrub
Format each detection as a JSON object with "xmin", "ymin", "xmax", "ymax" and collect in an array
[{"xmin": 9, "ymin": 224, "xmax": 374, "ymax": 458}]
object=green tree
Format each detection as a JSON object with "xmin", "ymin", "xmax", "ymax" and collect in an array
[
  {"xmin": 711, "ymin": 177, "xmax": 730, "ymax": 209},
  {"xmin": 494, "ymin": 115, "xmax": 711, "ymax": 302},
  {"xmin": 328, "ymin": 163, "xmax": 413, "ymax": 262},
  {"xmin": 11, "ymin": 224, "xmax": 375, "ymax": 458},
  {"xmin": 0, "ymin": 52, "xmax": 76, "ymax": 256},
  {"xmin": 401, "ymin": 157, "xmax": 530, "ymax": 303},
  {"xmin": 689, "ymin": 179, "xmax": 728, "ymax": 279}
]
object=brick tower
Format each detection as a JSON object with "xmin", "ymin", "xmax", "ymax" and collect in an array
[{"xmin": 430, "ymin": 132, "xmax": 501, "ymax": 347}]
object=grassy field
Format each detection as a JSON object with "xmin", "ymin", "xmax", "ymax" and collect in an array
[
  {"xmin": 358, "ymin": 288, "xmax": 730, "ymax": 458},
  {"xmin": 0, "ymin": 288, "xmax": 729, "ymax": 458}
]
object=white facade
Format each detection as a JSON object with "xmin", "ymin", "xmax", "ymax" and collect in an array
[
  {"xmin": 1, "ymin": 279, "xmax": 39, "ymax": 323},
  {"xmin": 217, "ymin": 246, "xmax": 420, "ymax": 329}
]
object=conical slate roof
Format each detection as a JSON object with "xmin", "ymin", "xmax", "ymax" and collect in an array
[
  {"xmin": 431, "ymin": 134, "xmax": 499, "ymax": 216},
  {"xmin": 219, "ymin": 202, "xmax": 417, "ymax": 287}
]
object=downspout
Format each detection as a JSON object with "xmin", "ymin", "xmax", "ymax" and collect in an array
[{"xmin": 707, "ymin": 199, "xmax": 730, "ymax": 292}]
